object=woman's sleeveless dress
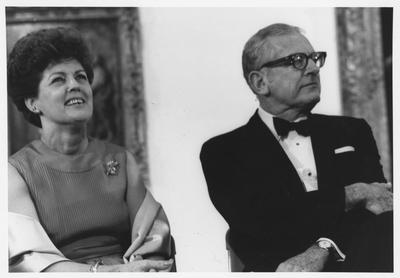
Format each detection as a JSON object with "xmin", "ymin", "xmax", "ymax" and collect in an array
[{"xmin": 9, "ymin": 138, "xmax": 131, "ymax": 262}]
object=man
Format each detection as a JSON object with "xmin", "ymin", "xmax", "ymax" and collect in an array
[{"xmin": 200, "ymin": 23, "xmax": 393, "ymax": 272}]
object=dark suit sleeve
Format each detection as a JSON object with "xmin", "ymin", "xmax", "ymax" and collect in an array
[
  {"xmin": 319, "ymin": 118, "xmax": 386, "ymax": 248},
  {"xmin": 200, "ymin": 140, "xmax": 264, "ymax": 234},
  {"xmin": 353, "ymin": 119, "xmax": 386, "ymax": 183},
  {"xmin": 200, "ymin": 139, "xmax": 293, "ymax": 270}
]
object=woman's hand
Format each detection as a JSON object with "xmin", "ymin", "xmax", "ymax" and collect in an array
[{"xmin": 102, "ymin": 258, "xmax": 174, "ymax": 272}]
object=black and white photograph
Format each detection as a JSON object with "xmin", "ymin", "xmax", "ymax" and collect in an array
[{"xmin": 3, "ymin": 1, "xmax": 398, "ymax": 275}]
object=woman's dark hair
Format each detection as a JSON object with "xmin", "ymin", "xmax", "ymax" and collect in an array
[{"xmin": 7, "ymin": 27, "xmax": 94, "ymax": 127}]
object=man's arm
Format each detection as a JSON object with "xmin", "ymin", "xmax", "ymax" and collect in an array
[
  {"xmin": 345, "ymin": 182, "xmax": 392, "ymax": 214},
  {"xmin": 276, "ymin": 244, "xmax": 329, "ymax": 272},
  {"xmin": 344, "ymin": 119, "xmax": 392, "ymax": 214},
  {"xmin": 200, "ymin": 141, "xmax": 275, "ymax": 237},
  {"xmin": 200, "ymin": 138, "xmax": 314, "ymax": 270},
  {"xmin": 276, "ymin": 118, "xmax": 391, "ymax": 272}
]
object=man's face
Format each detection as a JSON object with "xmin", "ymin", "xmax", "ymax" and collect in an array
[{"xmin": 262, "ymin": 34, "xmax": 321, "ymax": 113}]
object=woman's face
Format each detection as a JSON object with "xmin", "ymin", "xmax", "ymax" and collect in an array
[{"xmin": 32, "ymin": 59, "xmax": 93, "ymax": 126}]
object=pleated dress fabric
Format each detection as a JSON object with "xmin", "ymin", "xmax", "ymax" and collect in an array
[{"xmin": 9, "ymin": 138, "xmax": 131, "ymax": 262}]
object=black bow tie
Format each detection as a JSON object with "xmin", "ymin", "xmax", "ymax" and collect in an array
[{"xmin": 273, "ymin": 117, "xmax": 312, "ymax": 137}]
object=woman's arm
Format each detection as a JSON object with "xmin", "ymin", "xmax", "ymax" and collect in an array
[
  {"xmin": 9, "ymin": 163, "xmax": 173, "ymax": 272},
  {"xmin": 124, "ymin": 151, "xmax": 173, "ymax": 265},
  {"xmin": 9, "ymin": 162, "xmax": 72, "ymax": 272},
  {"xmin": 125, "ymin": 150, "xmax": 147, "ymax": 224},
  {"xmin": 8, "ymin": 163, "xmax": 91, "ymax": 272},
  {"xmin": 8, "ymin": 163, "xmax": 41, "ymax": 218},
  {"xmin": 44, "ymin": 258, "xmax": 173, "ymax": 272}
]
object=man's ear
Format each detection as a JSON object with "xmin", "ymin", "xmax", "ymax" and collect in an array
[
  {"xmin": 24, "ymin": 98, "xmax": 40, "ymax": 114},
  {"xmin": 248, "ymin": 71, "xmax": 270, "ymax": 96}
]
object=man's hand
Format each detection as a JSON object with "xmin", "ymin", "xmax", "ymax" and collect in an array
[
  {"xmin": 275, "ymin": 244, "xmax": 329, "ymax": 272},
  {"xmin": 345, "ymin": 182, "xmax": 393, "ymax": 214}
]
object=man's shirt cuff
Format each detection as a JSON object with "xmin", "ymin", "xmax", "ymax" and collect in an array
[{"xmin": 317, "ymin": 237, "xmax": 346, "ymax": 262}]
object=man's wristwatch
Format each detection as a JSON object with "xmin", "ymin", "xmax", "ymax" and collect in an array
[{"xmin": 317, "ymin": 240, "xmax": 333, "ymax": 252}]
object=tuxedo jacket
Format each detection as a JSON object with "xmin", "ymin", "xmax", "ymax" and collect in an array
[{"xmin": 200, "ymin": 111, "xmax": 385, "ymax": 271}]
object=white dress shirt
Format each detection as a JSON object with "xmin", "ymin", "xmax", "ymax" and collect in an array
[
  {"xmin": 257, "ymin": 108, "xmax": 346, "ymax": 261},
  {"xmin": 258, "ymin": 108, "xmax": 318, "ymax": 192}
]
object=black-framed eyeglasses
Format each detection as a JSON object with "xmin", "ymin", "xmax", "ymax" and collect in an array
[{"xmin": 259, "ymin": 51, "xmax": 327, "ymax": 71}]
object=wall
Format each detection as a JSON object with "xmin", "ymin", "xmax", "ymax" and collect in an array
[{"xmin": 140, "ymin": 7, "xmax": 341, "ymax": 271}]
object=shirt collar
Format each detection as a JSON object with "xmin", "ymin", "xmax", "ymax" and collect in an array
[{"xmin": 257, "ymin": 107, "xmax": 279, "ymax": 138}]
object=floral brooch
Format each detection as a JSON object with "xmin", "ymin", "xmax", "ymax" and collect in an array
[{"xmin": 105, "ymin": 160, "xmax": 120, "ymax": 176}]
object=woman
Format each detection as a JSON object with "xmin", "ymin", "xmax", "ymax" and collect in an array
[{"xmin": 8, "ymin": 27, "xmax": 174, "ymax": 272}]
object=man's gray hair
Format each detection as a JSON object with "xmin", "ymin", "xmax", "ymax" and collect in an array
[{"xmin": 242, "ymin": 23, "xmax": 303, "ymax": 85}]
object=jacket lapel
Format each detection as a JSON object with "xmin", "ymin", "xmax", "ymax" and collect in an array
[
  {"xmin": 245, "ymin": 112, "xmax": 306, "ymax": 198},
  {"xmin": 309, "ymin": 114, "xmax": 335, "ymax": 190}
]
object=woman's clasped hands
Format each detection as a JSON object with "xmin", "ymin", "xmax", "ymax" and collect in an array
[{"xmin": 99, "ymin": 258, "xmax": 174, "ymax": 272}]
